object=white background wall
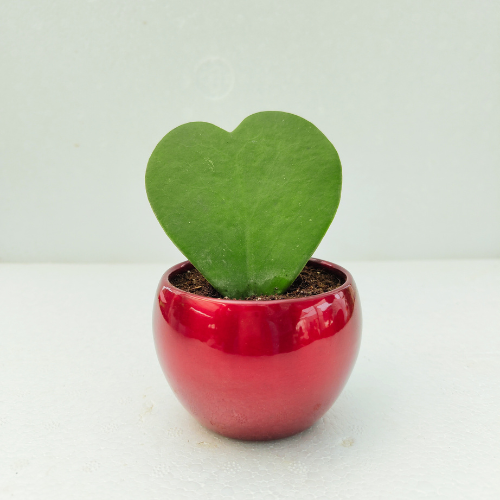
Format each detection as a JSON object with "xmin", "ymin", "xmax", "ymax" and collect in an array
[{"xmin": 1, "ymin": 0, "xmax": 499, "ymax": 263}]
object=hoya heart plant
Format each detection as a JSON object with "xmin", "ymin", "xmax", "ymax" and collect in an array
[{"xmin": 145, "ymin": 111, "xmax": 342, "ymax": 299}]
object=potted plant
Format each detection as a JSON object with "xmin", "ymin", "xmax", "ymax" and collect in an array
[{"xmin": 146, "ymin": 111, "xmax": 362, "ymax": 440}]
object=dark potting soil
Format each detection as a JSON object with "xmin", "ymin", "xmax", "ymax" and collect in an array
[{"xmin": 170, "ymin": 264, "xmax": 345, "ymax": 301}]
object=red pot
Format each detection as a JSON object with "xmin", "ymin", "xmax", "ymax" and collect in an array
[{"xmin": 153, "ymin": 258, "xmax": 362, "ymax": 441}]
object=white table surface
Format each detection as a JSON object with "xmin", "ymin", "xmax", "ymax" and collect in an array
[{"xmin": 1, "ymin": 260, "xmax": 499, "ymax": 499}]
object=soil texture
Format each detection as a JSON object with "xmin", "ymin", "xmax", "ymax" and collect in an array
[{"xmin": 170, "ymin": 264, "xmax": 345, "ymax": 301}]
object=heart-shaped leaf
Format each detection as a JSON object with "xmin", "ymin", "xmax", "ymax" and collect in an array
[{"xmin": 146, "ymin": 111, "xmax": 342, "ymax": 298}]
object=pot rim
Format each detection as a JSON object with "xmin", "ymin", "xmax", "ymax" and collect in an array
[{"xmin": 163, "ymin": 258, "xmax": 354, "ymax": 305}]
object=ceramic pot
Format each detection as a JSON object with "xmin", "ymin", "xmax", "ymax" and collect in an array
[{"xmin": 153, "ymin": 258, "xmax": 362, "ymax": 440}]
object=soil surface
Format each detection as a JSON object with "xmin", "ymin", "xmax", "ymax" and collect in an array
[{"xmin": 170, "ymin": 264, "xmax": 345, "ymax": 300}]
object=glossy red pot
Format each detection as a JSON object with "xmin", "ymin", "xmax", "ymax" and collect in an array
[{"xmin": 153, "ymin": 258, "xmax": 362, "ymax": 441}]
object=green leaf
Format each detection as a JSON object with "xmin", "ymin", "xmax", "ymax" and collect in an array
[{"xmin": 146, "ymin": 111, "xmax": 342, "ymax": 298}]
